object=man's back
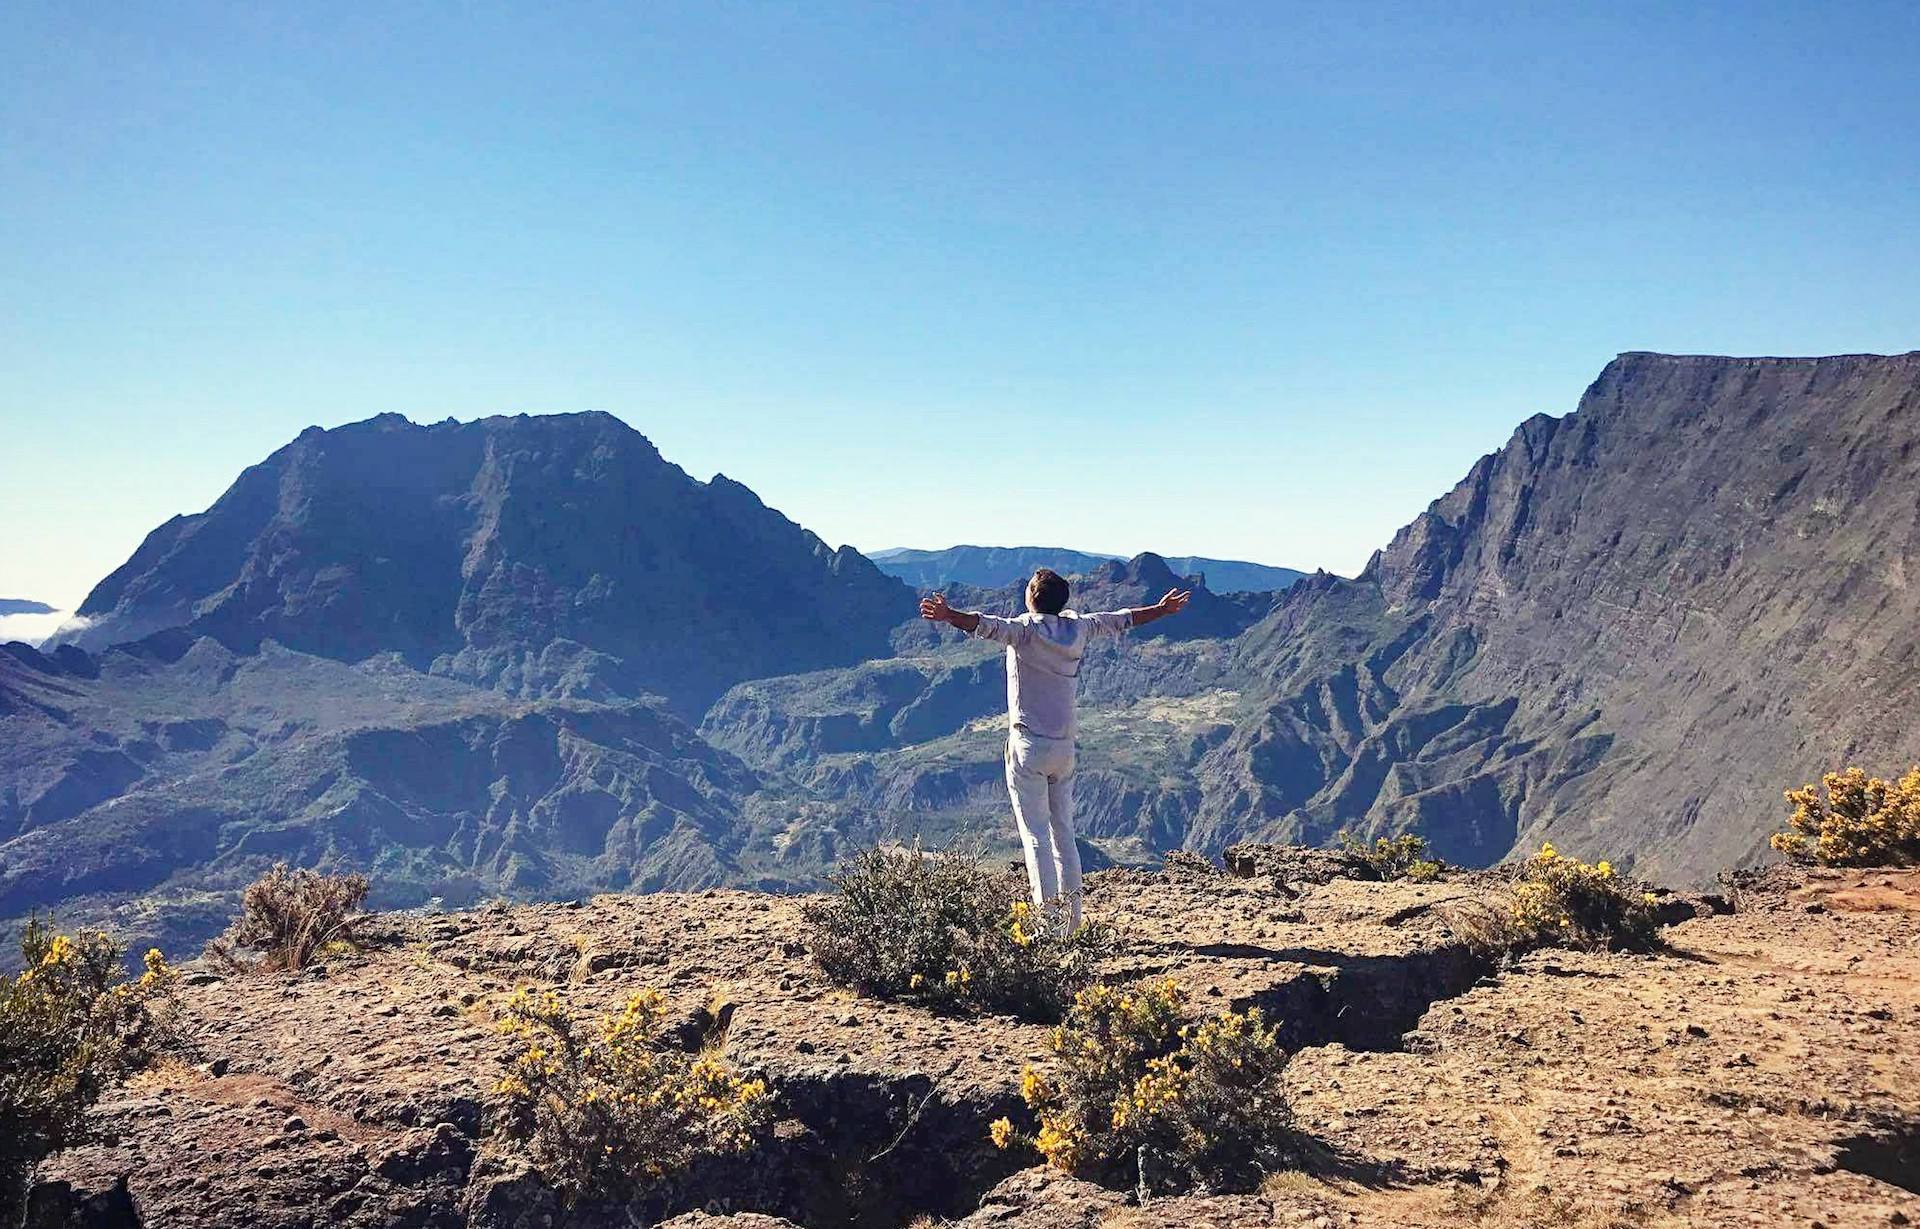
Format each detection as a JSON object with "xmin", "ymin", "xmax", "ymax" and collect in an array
[{"xmin": 967, "ymin": 609, "xmax": 1133, "ymax": 740}]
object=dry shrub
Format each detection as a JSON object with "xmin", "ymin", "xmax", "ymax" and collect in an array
[
  {"xmin": 492, "ymin": 986, "xmax": 770, "ymax": 1202},
  {"xmin": 1453, "ymin": 845, "xmax": 1659, "ymax": 955},
  {"xmin": 992, "ymin": 977, "xmax": 1294, "ymax": 1196},
  {"xmin": 1, "ymin": 920, "xmax": 178, "ymax": 1224},
  {"xmin": 802, "ymin": 844, "xmax": 1111, "ymax": 1022},
  {"xmin": 1338, "ymin": 830, "xmax": 1445, "ymax": 882},
  {"xmin": 1771, "ymin": 765, "xmax": 1920, "ymax": 867},
  {"xmin": 206, "ymin": 863, "xmax": 369, "ymax": 972}
]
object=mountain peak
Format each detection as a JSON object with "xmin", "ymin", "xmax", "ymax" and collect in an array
[{"xmin": 55, "ymin": 412, "xmax": 907, "ymax": 713}]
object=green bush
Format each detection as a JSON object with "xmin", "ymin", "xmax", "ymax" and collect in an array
[
  {"xmin": 1338, "ymin": 830, "xmax": 1445, "ymax": 882},
  {"xmin": 802, "ymin": 845, "xmax": 1111, "ymax": 1022},
  {"xmin": 206, "ymin": 863, "xmax": 370, "ymax": 972},
  {"xmin": 1, "ymin": 920, "xmax": 177, "ymax": 1224},
  {"xmin": 492, "ymin": 986, "xmax": 770, "ymax": 1202},
  {"xmin": 991, "ymin": 977, "xmax": 1294, "ymax": 1196}
]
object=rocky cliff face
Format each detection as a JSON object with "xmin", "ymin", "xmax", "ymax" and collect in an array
[
  {"xmin": 57, "ymin": 412, "xmax": 908, "ymax": 716},
  {"xmin": 1201, "ymin": 352, "xmax": 1920, "ymax": 880}
]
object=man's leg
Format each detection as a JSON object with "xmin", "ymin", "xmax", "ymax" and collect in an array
[
  {"xmin": 1005, "ymin": 733, "xmax": 1059, "ymax": 909},
  {"xmin": 1046, "ymin": 743, "xmax": 1082, "ymax": 931}
]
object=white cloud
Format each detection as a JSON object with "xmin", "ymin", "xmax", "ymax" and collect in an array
[{"xmin": 0, "ymin": 610, "xmax": 82, "ymax": 647}]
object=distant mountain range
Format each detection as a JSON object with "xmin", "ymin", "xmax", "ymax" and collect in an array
[
  {"xmin": 867, "ymin": 545, "xmax": 1306, "ymax": 594},
  {"xmin": 0, "ymin": 599, "xmax": 56, "ymax": 616},
  {"xmin": 8, "ymin": 351, "xmax": 1920, "ymax": 961}
]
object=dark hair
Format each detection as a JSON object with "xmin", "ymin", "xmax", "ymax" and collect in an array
[{"xmin": 1027, "ymin": 568, "xmax": 1070, "ymax": 615}]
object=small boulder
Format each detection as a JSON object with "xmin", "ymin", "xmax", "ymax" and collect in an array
[
  {"xmin": 372, "ymin": 1122, "xmax": 475, "ymax": 1185},
  {"xmin": 459, "ymin": 1155, "xmax": 560, "ymax": 1229}
]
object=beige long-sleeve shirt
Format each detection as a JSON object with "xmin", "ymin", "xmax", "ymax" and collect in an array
[{"xmin": 967, "ymin": 609, "xmax": 1134, "ymax": 740}]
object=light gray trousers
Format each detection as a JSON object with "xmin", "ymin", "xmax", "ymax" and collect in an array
[{"xmin": 1004, "ymin": 726, "xmax": 1082, "ymax": 930}]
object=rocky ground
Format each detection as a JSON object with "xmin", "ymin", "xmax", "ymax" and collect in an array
[{"xmin": 26, "ymin": 853, "xmax": 1920, "ymax": 1229}]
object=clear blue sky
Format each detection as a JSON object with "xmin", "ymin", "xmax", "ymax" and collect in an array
[{"xmin": 3, "ymin": 2, "xmax": 1917, "ymax": 618}]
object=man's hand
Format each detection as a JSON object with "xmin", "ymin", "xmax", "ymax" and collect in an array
[{"xmin": 920, "ymin": 592, "xmax": 981, "ymax": 633}]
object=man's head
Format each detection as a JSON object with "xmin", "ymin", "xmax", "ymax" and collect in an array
[{"xmin": 1026, "ymin": 568, "xmax": 1070, "ymax": 616}]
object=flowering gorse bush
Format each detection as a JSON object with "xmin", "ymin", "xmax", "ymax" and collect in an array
[
  {"xmin": 1338, "ymin": 830, "xmax": 1445, "ymax": 882},
  {"xmin": 2, "ymin": 920, "xmax": 178, "ymax": 1224},
  {"xmin": 492, "ymin": 986, "xmax": 770, "ymax": 1202},
  {"xmin": 1503, "ymin": 843, "xmax": 1660, "ymax": 952},
  {"xmin": 1771, "ymin": 766, "xmax": 1920, "ymax": 868},
  {"xmin": 991, "ymin": 977, "xmax": 1294, "ymax": 1195},
  {"xmin": 803, "ymin": 844, "xmax": 1111, "ymax": 1021},
  {"xmin": 206, "ymin": 863, "xmax": 370, "ymax": 972}
]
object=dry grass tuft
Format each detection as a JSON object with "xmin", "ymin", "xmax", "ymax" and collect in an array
[{"xmin": 205, "ymin": 863, "xmax": 370, "ymax": 972}]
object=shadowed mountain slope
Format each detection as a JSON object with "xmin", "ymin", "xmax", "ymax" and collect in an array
[
  {"xmin": 1195, "ymin": 352, "xmax": 1920, "ymax": 881},
  {"xmin": 54, "ymin": 411, "xmax": 908, "ymax": 716},
  {"xmin": 0, "ymin": 633, "xmax": 756, "ymax": 960}
]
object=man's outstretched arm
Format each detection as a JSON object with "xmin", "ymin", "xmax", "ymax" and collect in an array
[
  {"xmin": 919, "ymin": 592, "xmax": 980, "ymax": 634},
  {"xmin": 1083, "ymin": 588, "xmax": 1191, "ymax": 640},
  {"xmin": 1127, "ymin": 588, "xmax": 1191, "ymax": 628},
  {"xmin": 923, "ymin": 593, "xmax": 1035, "ymax": 645}
]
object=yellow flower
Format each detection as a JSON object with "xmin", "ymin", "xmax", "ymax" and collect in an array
[
  {"xmin": 138, "ymin": 947, "xmax": 174, "ymax": 990},
  {"xmin": 1595, "ymin": 860, "xmax": 1614, "ymax": 878},
  {"xmin": 989, "ymin": 1117, "xmax": 1014, "ymax": 1149},
  {"xmin": 1034, "ymin": 1122, "xmax": 1082, "ymax": 1169},
  {"xmin": 1020, "ymin": 1068, "xmax": 1048, "ymax": 1103},
  {"xmin": 909, "ymin": 973, "xmax": 926, "ymax": 990}
]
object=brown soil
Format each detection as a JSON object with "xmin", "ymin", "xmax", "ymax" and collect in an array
[{"xmin": 28, "ymin": 860, "xmax": 1920, "ymax": 1229}]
